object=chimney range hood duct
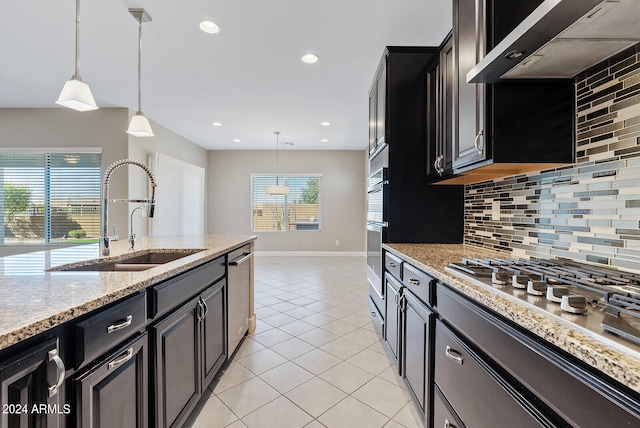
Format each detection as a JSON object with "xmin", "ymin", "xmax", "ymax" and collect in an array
[{"xmin": 467, "ymin": 0, "xmax": 640, "ymax": 83}]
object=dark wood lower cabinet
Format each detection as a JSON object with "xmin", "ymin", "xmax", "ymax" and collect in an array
[
  {"xmin": 201, "ymin": 281, "xmax": 226, "ymax": 388},
  {"xmin": 153, "ymin": 296, "xmax": 201, "ymax": 428},
  {"xmin": 152, "ymin": 279, "xmax": 227, "ymax": 428},
  {"xmin": 73, "ymin": 333, "xmax": 148, "ymax": 428},
  {"xmin": 0, "ymin": 336, "xmax": 65, "ymax": 428},
  {"xmin": 384, "ymin": 273, "xmax": 401, "ymax": 363},
  {"xmin": 401, "ymin": 290, "xmax": 433, "ymax": 418}
]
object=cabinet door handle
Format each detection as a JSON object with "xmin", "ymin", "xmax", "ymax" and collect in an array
[
  {"xmin": 399, "ymin": 294, "xmax": 407, "ymax": 312},
  {"xmin": 47, "ymin": 349, "xmax": 65, "ymax": 398},
  {"xmin": 474, "ymin": 130, "xmax": 484, "ymax": 153},
  {"xmin": 108, "ymin": 348, "xmax": 134, "ymax": 370},
  {"xmin": 107, "ymin": 315, "xmax": 133, "ymax": 334},
  {"xmin": 445, "ymin": 345, "xmax": 464, "ymax": 365},
  {"xmin": 196, "ymin": 301, "xmax": 204, "ymax": 321},
  {"xmin": 444, "ymin": 418, "xmax": 456, "ymax": 428},
  {"xmin": 408, "ymin": 278, "xmax": 420, "ymax": 286},
  {"xmin": 387, "ymin": 261, "xmax": 396, "ymax": 268},
  {"xmin": 202, "ymin": 300, "xmax": 209, "ymax": 318}
]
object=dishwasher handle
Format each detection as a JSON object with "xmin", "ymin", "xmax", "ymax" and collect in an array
[{"xmin": 229, "ymin": 252, "xmax": 254, "ymax": 266}]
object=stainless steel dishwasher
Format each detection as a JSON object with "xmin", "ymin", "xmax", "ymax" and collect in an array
[{"xmin": 227, "ymin": 245, "xmax": 253, "ymax": 356}]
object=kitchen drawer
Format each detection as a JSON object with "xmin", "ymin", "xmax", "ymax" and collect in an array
[
  {"xmin": 433, "ymin": 385, "xmax": 465, "ymax": 428},
  {"xmin": 402, "ymin": 263, "xmax": 434, "ymax": 306},
  {"xmin": 436, "ymin": 284, "xmax": 640, "ymax": 427},
  {"xmin": 434, "ymin": 320, "xmax": 552, "ymax": 428},
  {"xmin": 150, "ymin": 256, "xmax": 225, "ymax": 319},
  {"xmin": 384, "ymin": 251, "xmax": 403, "ymax": 280},
  {"xmin": 74, "ymin": 291, "xmax": 147, "ymax": 369}
]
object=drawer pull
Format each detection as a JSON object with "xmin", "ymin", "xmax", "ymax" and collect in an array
[
  {"xmin": 47, "ymin": 349, "xmax": 66, "ymax": 398},
  {"xmin": 371, "ymin": 311, "xmax": 377, "ymax": 318},
  {"xmin": 108, "ymin": 348, "xmax": 134, "ymax": 370},
  {"xmin": 387, "ymin": 262, "xmax": 397, "ymax": 268},
  {"xmin": 444, "ymin": 418, "xmax": 456, "ymax": 428},
  {"xmin": 408, "ymin": 278, "xmax": 420, "ymax": 286},
  {"xmin": 107, "ymin": 315, "xmax": 133, "ymax": 334},
  {"xmin": 445, "ymin": 345, "xmax": 464, "ymax": 365}
]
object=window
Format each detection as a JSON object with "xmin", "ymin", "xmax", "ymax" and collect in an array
[
  {"xmin": 251, "ymin": 175, "xmax": 321, "ymax": 232},
  {"xmin": 0, "ymin": 152, "xmax": 102, "ymax": 245}
]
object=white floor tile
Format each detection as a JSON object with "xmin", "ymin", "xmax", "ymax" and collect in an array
[
  {"xmin": 217, "ymin": 377, "xmax": 280, "ymax": 418},
  {"xmin": 212, "ymin": 361, "xmax": 256, "ymax": 394},
  {"xmin": 242, "ymin": 396, "xmax": 313, "ymax": 428},
  {"xmin": 259, "ymin": 361, "xmax": 315, "ymax": 394},
  {"xmin": 346, "ymin": 348, "xmax": 394, "ymax": 375},
  {"xmin": 318, "ymin": 361, "xmax": 375, "ymax": 394},
  {"xmin": 351, "ymin": 377, "xmax": 411, "ymax": 418},
  {"xmin": 285, "ymin": 377, "xmax": 347, "ymax": 418},
  {"xmin": 236, "ymin": 348, "xmax": 288, "ymax": 375},
  {"xmin": 270, "ymin": 337, "xmax": 316, "ymax": 360},
  {"xmin": 317, "ymin": 396, "xmax": 389, "ymax": 428},
  {"xmin": 292, "ymin": 348, "xmax": 342, "ymax": 375},
  {"xmin": 320, "ymin": 337, "xmax": 366, "ymax": 360}
]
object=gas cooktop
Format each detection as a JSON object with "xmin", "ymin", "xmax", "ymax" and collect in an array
[{"xmin": 445, "ymin": 257, "xmax": 640, "ymax": 351}]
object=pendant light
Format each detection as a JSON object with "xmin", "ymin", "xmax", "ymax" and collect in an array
[
  {"xmin": 127, "ymin": 8, "xmax": 154, "ymax": 137},
  {"xmin": 265, "ymin": 131, "xmax": 290, "ymax": 195},
  {"xmin": 55, "ymin": 0, "xmax": 99, "ymax": 111}
]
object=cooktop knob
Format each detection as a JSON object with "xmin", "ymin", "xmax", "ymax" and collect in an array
[
  {"xmin": 527, "ymin": 280, "xmax": 548, "ymax": 296},
  {"xmin": 492, "ymin": 270, "xmax": 509, "ymax": 285},
  {"xmin": 561, "ymin": 295, "xmax": 588, "ymax": 314},
  {"xmin": 512, "ymin": 275, "xmax": 529, "ymax": 289},
  {"xmin": 546, "ymin": 286, "xmax": 570, "ymax": 303}
]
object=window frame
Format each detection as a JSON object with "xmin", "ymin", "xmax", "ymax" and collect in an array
[
  {"xmin": 0, "ymin": 148, "xmax": 102, "ymax": 246},
  {"xmin": 250, "ymin": 173, "xmax": 322, "ymax": 233}
]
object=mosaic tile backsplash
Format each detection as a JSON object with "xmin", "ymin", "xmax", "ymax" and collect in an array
[{"xmin": 464, "ymin": 46, "xmax": 640, "ymax": 272}]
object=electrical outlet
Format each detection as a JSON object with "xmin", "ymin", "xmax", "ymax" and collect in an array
[{"xmin": 335, "ymin": 240, "xmax": 340, "ymax": 246}]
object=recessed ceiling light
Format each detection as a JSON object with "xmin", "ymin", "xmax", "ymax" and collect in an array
[
  {"xmin": 301, "ymin": 53, "xmax": 319, "ymax": 64},
  {"xmin": 211, "ymin": 122, "xmax": 222, "ymax": 127},
  {"xmin": 321, "ymin": 139, "xmax": 329, "ymax": 143},
  {"xmin": 200, "ymin": 21, "xmax": 220, "ymax": 34},
  {"xmin": 320, "ymin": 121, "xmax": 330, "ymax": 126},
  {"xmin": 233, "ymin": 139, "xmax": 241, "ymax": 142}
]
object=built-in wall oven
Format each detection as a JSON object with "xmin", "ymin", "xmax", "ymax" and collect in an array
[{"xmin": 367, "ymin": 145, "xmax": 388, "ymax": 327}]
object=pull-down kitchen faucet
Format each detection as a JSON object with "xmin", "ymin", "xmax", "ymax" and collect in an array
[{"xmin": 101, "ymin": 159, "xmax": 157, "ymax": 256}]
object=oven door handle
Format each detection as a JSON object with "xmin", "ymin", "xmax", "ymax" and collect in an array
[{"xmin": 367, "ymin": 222, "xmax": 387, "ymax": 231}]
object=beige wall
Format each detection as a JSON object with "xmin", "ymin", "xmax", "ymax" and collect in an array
[{"xmin": 207, "ymin": 150, "xmax": 366, "ymax": 253}]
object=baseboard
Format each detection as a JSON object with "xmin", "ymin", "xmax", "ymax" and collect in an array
[{"xmin": 255, "ymin": 251, "xmax": 366, "ymax": 257}]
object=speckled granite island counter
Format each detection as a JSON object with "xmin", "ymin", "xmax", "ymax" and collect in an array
[
  {"xmin": 384, "ymin": 243, "xmax": 640, "ymax": 394},
  {"xmin": 0, "ymin": 234, "xmax": 256, "ymax": 351}
]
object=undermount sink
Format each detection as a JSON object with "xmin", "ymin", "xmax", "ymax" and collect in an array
[{"xmin": 48, "ymin": 249, "xmax": 205, "ymax": 272}]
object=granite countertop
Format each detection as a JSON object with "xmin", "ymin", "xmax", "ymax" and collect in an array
[
  {"xmin": 384, "ymin": 243, "xmax": 640, "ymax": 393},
  {"xmin": 0, "ymin": 234, "xmax": 256, "ymax": 351}
]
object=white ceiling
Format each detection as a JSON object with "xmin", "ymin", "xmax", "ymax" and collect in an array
[{"xmin": 0, "ymin": 0, "xmax": 452, "ymax": 150}]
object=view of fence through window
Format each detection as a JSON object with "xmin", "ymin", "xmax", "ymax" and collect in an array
[
  {"xmin": 0, "ymin": 152, "xmax": 102, "ymax": 245},
  {"xmin": 252, "ymin": 175, "xmax": 321, "ymax": 232}
]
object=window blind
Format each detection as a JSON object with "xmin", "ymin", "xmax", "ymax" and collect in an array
[
  {"xmin": 251, "ymin": 175, "xmax": 321, "ymax": 232},
  {"xmin": 0, "ymin": 152, "xmax": 101, "ymax": 245}
]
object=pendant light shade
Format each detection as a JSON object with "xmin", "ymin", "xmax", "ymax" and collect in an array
[
  {"xmin": 56, "ymin": 0, "xmax": 98, "ymax": 111},
  {"xmin": 265, "ymin": 185, "xmax": 290, "ymax": 195},
  {"xmin": 265, "ymin": 131, "xmax": 290, "ymax": 195},
  {"xmin": 56, "ymin": 77, "xmax": 98, "ymax": 111},
  {"xmin": 127, "ymin": 8, "xmax": 154, "ymax": 137},
  {"xmin": 127, "ymin": 111, "xmax": 155, "ymax": 137}
]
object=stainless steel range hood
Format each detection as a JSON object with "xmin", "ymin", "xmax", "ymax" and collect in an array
[{"xmin": 467, "ymin": 0, "xmax": 640, "ymax": 83}]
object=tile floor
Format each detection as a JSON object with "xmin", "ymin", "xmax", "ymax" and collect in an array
[{"xmin": 184, "ymin": 256, "xmax": 423, "ymax": 428}]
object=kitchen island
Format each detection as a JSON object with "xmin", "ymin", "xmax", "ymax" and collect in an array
[
  {"xmin": 0, "ymin": 234, "xmax": 255, "ymax": 428},
  {"xmin": 0, "ymin": 234, "xmax": 256, "ymax": 350}
]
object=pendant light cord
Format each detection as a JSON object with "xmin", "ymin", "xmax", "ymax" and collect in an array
[
  {"xmin": 74, "ymin": 0, "xmax": 80, "ymax": 79},
  {"xmin": 137, "ymin": 18, "xmax": 143, "ymax": 112},
  {"xmin": 275, "ymin": 131, "xmax": 280, "ymax": 186}
]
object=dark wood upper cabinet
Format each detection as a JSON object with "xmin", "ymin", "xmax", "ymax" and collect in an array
[
  {"xmin": 427, "ymin": 33, "xmax": 455, "ymax": 180},
  {"xmin": 443, "ymin": 0, "xmax": 575, "ymax": 185}
]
